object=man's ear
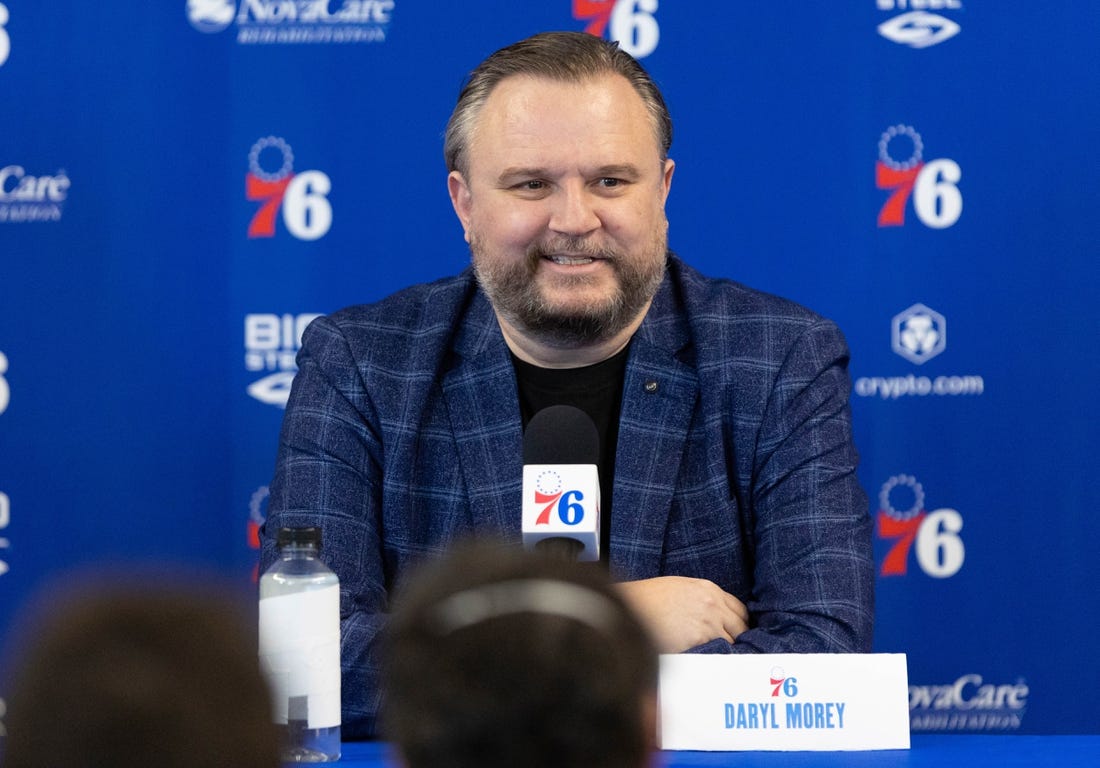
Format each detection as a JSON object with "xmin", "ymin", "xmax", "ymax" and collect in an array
[
  {"xmin": 448, "ymin": 171, "xmax": 473, "ymax": 243},
  {"xmin": 660, "ymin": 158, "xmax": 675, "ymax": 204}
]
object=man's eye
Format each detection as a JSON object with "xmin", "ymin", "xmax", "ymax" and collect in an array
[
  {"xmin": 598, "ymin": 178, "xmax": 622, "ymax": 188},
  {"xmin": 518, "ymin": 180, "xmax": 545, "ymax": 191}
]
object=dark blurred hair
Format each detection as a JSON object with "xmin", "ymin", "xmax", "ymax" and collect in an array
[
  {"xmin": 381, "ymin": 540, "xmax": 658, "ymax": 768},
  {"xmin": 2, "ymin": 575, "xmax": 278, "ymax": 768},
  {"xmin": 444, "ymin": 31, "xmax": 673, "ymax": 176}
]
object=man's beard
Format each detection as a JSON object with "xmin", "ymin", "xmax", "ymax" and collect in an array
[{"xmin": 470, "ymin": 234, "xmax": 667, "ymax": 348}]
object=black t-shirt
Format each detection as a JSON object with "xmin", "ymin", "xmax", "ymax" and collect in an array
[{"xmin": 511, "ymin": 345, "xmax": 630, "ymax": 562}]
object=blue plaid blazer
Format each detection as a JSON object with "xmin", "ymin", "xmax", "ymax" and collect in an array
[{"xmin": 261, "ymin": 255, "xmax": 873, "ymax": 738}]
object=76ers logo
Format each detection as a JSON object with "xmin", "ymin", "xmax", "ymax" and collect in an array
[
  {"xmin": 877, "ymin": 475, "xmax": 965, "ymax": 578},
  {"xmin": 573, "ymin": 0, "xmax": 659, "ymax": 58},
  {"xmin": 533, "ymin": 470, "xmax": 587, "ymax": 526},
  {"xmin": 876, "ymin": 125, "xmax": 962, "ymax": 229},
  {"xmin": 246, "ymin": 136, "xmax": 332, "ymax": 240},
  {"xmin": 770, "ymin": 667, "xmax": 798, "ymax": 697}
]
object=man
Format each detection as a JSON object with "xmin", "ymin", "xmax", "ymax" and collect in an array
[
  {"xmin": 261, "ymin": 31, "xmax": 873, "ymax": 738},
  {"xmin": 382, "ymin": 539, "xmax": 659, "ymax": 768}
]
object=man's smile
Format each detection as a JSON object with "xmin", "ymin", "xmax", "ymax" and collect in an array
[{"xmin": 546, "ymin": 254, "xmax": 598, "ymax": 266}]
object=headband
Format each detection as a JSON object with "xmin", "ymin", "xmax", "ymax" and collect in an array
[{"xmin": 428, "ymin": 578, "xmax": 620, "ymax": 636}]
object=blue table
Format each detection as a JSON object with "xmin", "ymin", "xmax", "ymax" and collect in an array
[{"xmin": 331, "ymin": 735, "xmax": 1100, "ymax": 767}]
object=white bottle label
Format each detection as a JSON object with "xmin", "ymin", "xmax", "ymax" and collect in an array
[{"xmin": 259, "ymin": 584, "xmax": 341, "ymax": 728}]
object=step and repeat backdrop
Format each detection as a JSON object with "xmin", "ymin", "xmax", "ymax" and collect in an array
[{"xmin": 2, "ymin": 1, "xmax": 1098, "ymax": 734}]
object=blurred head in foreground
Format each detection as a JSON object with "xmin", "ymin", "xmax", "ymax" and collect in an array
[
  {"xmin": 2, "ymin": 575, "xmax": 278, "ymax": 768},
  {"xmin": 382, "ymin": 541, "xmax": 659, "ymax": 768}
]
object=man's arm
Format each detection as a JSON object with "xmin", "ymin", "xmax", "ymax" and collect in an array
[
  {"xmin": 732, "ymin": 317, "xmax": 873, "ymax": 653},
  {"xmin": 617, "ymin": 318, "xmax": 872, "ymax": 655},
  {"xmin": 260, "ymin": 315, "xmax": 389, "ymax": 738}
]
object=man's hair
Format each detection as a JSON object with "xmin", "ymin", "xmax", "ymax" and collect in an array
[
  {"xmin": 381, "ymin": 540, "xmax": 659, "ymax": 768},
  {"xmin": 444, "ymin": 31, "xmax": 673, "ymax": 176},
  {"xmin": 2, "ymin": 576, "xmax": 279, "ymax": 768}
]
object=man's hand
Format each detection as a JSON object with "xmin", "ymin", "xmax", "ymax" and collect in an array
[{"xmin": 615, "ymin": 576, "xmax": 749, "ymax": 653}]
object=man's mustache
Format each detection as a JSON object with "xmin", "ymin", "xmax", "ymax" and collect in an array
[{"xmin": 527, "ymin": 237, "xmax": 618, "ymax": 263}]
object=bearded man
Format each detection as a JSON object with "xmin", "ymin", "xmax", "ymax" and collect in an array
[{"xmin": 261, "ymin": 31, "xmax": 873, "ymax": 739}]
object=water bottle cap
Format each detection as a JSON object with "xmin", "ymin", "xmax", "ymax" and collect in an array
[{"xmin": 276, "ymin": 526, "xmax": 322, "ymax": 550}]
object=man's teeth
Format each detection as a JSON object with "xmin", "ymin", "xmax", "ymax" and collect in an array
[{"xmin": 549, "ymin": 255, "xmax": 594, "ymax": 265}]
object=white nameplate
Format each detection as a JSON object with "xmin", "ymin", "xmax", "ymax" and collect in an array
[{"xmin": 659, "ymin": 653, "xmax": 909, "ymax": 751}]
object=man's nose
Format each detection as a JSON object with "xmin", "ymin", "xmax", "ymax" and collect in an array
[{"xmin": 548, "ymin": 185, "xmax": 600, "ymax": 236}]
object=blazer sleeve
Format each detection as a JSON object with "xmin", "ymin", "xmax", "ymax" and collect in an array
[
  {"xmin": 259, "ymin": 314, "xmax": 388, "ymax": 738},
  {"xmin": 726, "ymin": 317, "xmax": 874, "ymax": 654}
]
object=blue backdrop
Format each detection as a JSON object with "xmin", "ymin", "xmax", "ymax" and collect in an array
[{"xmin": 2, "ymin": 1, "xmax": 1098, "ymax": 734}]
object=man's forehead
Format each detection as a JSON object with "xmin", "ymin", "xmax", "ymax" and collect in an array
[{"xmin": 467, "ymin": 73, "xmax": 661, "ymax": 162}]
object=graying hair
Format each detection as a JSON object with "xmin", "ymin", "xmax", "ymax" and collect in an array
[{"xmin": 444, "ymin": 31, "xmax": 673, "ymax": 176}]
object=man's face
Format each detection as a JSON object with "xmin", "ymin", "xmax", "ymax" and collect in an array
[{"xmin": 448, "ymin": 73, "xmax": 675, "ymax": 349}]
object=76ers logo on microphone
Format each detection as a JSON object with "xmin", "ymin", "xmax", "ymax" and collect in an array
[
  {"xmin": 246, "ymin": 136, "xmax": 332, "ymax": 241},
  {"xmin": 533, "ymin": 470, "xmax": 587, "ymax": 526}
]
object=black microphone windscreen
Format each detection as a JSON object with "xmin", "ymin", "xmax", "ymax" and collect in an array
[{"xmin": 522, "ymin": 405, "xmax": 599, "ymax": 465}]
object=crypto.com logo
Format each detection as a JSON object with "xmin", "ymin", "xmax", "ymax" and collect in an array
[
  {"xmin": 877, "ymin": 125, "xmax": 962, "ymax": 229},
  {"xmin": 573, "ymin": 0, "xmax": 659, "ymax": 58},
  {"xmin": 246, "ymin": 137, "xmax": 332, "ymax": 240},
  {"xmin": 892, "ymin": 303, "xmax": 945, "ymax": 364},
  {"xmin": 877, "ymin": 474, "xmax": 964, "ymax": 578},
  {"xmin": 877, "ymin": 2, "xmax": 961, "ymax": 49},
  {"xmin": 854, "ymin": 304, "xmax": 983, "ymax": 399}
]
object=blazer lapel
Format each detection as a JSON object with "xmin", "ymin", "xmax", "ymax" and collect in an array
[
  {"xmin": 441, "ymin": 293, "xmax": 524, "ymax": 539},
  {"xmin": 609, "ymin": 282, "xmax": 699, "ymax": 579}
]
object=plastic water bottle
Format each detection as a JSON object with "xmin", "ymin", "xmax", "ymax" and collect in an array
[{"xmin": 259, "ymin": 527, "xmax": 341, "ymax": 762}]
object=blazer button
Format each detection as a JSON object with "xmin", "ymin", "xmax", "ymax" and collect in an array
[{"xmin": 644, "ymin": 380, "xmax": 659, "ymax": 394}]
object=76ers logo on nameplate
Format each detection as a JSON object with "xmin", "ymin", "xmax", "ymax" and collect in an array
[{"xmin": 770, "ymin": 667, "xmax": 798, "ymax": 698}]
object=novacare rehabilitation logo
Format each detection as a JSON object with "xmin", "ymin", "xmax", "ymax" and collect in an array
[
  {"xmin": 0, "ymin": 165, "xmax": 71, "ymax": 223},
  {"xmin": 187, "ymin": 0, "xmax": 394, "ymax": 44}
]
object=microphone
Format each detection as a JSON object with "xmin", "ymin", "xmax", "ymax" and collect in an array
[{"xmin": 521, "ymin": 405, "xmax": 601, "ymax": 562}]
